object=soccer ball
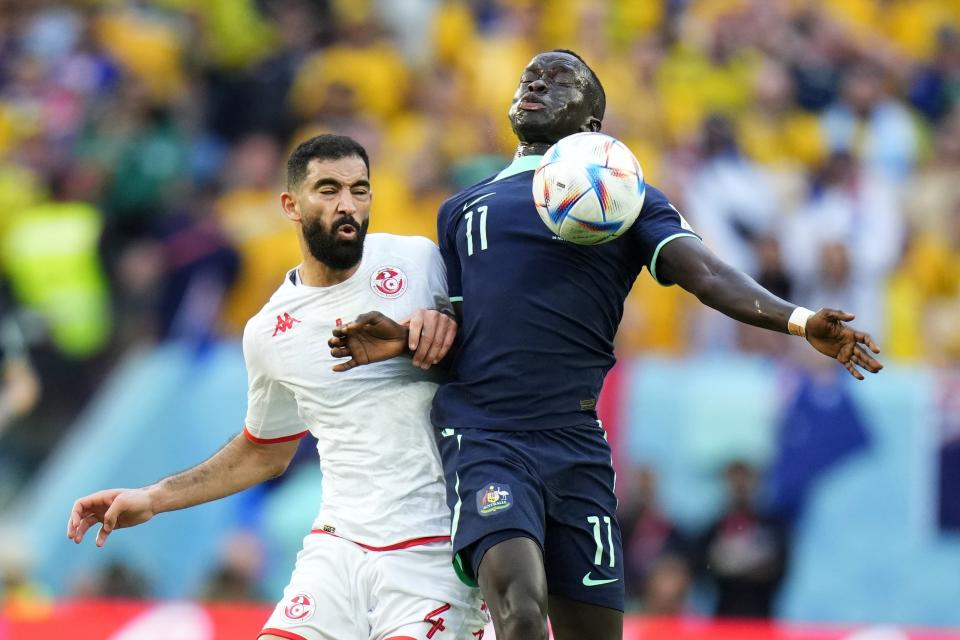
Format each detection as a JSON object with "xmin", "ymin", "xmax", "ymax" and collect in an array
[{"xmin": 532, "ymin": 132, "xmax": 645, "ymax": 245}]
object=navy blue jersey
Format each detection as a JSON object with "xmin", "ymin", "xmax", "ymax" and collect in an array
[{"xmin": 432, "ymin": 155, "xmax": 699, "ymax": 431}]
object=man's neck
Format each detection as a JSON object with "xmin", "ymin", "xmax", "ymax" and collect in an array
[
  {"xmin": 515, "ymin": 142, "xmax": 552, "ymax": 157},
  {"xmin": 298, "ymin": 257, "xmax": 359, "ymax": 287}
]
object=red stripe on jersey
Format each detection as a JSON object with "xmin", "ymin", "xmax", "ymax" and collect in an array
[
  {"xmin": 311, "ymin": 529, "xmax": 450, "ymax": 552},
  {"xmin": 243, "ymin": 426, "xmax": 309, "ymax": 444},
  {"xmin": 259, "ymin": 628, "xmax": 310, "ymax": 640}
]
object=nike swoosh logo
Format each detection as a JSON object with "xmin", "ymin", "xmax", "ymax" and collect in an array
[
  {"xmin": 582, "ymin": 572, "xmax": 619, "ymax": 587},
  {"xmin": 463, "ymin": 192, "xmax": 496, "ymax": 211}
]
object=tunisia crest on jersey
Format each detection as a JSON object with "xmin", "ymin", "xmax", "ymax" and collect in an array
[
  {"xmin": 371, "ymin": 266, "xmax": 407, "ymax": 299},
  {"xmin": 282, "ymin": 593, "xmax": 316, "ymax": 623}
]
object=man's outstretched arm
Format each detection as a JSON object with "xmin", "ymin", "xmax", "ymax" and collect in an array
[
  {"xmin": 656, "ymin": 236, "xmax": 883, "ymax": 380},
  {"xmin": 67, "ymin": 433, "xmax": 298, "ymax": 547}
]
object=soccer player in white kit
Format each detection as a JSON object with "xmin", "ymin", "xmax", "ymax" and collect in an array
[{"xmin": 66, "ymin": 134, "xmax": 487, "ymax": 640}]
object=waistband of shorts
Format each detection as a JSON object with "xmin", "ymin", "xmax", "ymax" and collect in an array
[
  {"xmin": 433, "ymin": 413, "xmax": 601, "ymax": 431},
  {"xmin": 436, "ymin": 420, "xmax": 604, "ymax": 434},
  {"xmin": 310, "ymin": 529, "xmax": 451, "ymax": 552}
]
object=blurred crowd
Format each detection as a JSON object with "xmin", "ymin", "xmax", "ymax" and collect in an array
[
  {"xmin": 617, "ymin": 461, "xmax": 790, "ymax": 617},
  {"xmin": 0, "ymin": 0, "xmax": 958, "ymax": 616}
]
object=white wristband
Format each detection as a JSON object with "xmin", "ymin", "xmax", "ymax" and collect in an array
[{"xmin": 788, "ymin": 306, "xmax": 815, "ymax": 338}]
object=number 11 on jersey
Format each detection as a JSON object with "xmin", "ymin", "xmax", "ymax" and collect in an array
[{"xmin": 465, "ymin": 205, "xmax": 489, "ymax": 256}]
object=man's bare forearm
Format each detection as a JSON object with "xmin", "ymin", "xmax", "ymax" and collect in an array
[
  {"xmin": 658, "ymin": 237, "xmax": 796, "ymax": 334},
  {"xmin": 147, "ymin": 433, "xmax": 296, "ymax": 514},
  {"xmin": 692, "ymin": 259, "xmax": 795, "ymax": 333}
]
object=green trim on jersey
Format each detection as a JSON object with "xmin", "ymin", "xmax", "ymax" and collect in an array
[
  {"xmin": 492, "ymin": 155, "xmax": 544, "ymax": 182},
  {"xmin": 649, "ymin": 233, "xmax": 700, "ymax": 286}
]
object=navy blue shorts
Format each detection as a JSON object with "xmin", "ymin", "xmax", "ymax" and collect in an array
[{"xmin": 436, "ymin": 423, "xmax": 624, "ymax": 611}]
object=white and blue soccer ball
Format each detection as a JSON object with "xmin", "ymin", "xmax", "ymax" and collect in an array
[{"xmin": 532, "ymin": 132, "xmax": 645, "ymax": 245}]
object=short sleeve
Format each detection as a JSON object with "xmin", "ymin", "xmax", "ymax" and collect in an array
[
  {"xmin": 437, "ymin": 200, "xmax": 462, "ymax": 302},
  {"xmin": 426, "ymin": 241, "xmax": 453, "ymax": 314},
  {"xmin": 242, "ymin": 323, "xmax": 308, "ymax": 443},
  {"xmin": 630, "ymin": 187, "xmax": 701, "ymax": 286}
]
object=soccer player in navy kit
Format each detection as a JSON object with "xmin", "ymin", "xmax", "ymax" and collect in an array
[{"xmin": 330, "ymin": 50, "xmax": 883, "ymax": 640}]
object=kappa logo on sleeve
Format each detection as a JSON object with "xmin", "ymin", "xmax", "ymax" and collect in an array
[{"xmin": 476, "ymin": 484, "xmax": 513, "ymax": 517}]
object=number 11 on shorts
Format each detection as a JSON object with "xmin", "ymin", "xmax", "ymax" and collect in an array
[{"xmin": 587, "ymin": 515, "xmax": 615, "ymax": 568}]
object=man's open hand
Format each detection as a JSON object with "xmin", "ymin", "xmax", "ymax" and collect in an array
[
  {"xmin": 67, "ymin": 488, "xmax": 156, "ymax": 547},
  {"xmin": 805, "ymin": 308, "xmax": 883, "ymax": 380}
]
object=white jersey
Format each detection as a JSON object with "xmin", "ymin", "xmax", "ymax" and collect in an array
[{"xmin": 242, "ymin": 233, "xmax": 452, "ymax": 548}]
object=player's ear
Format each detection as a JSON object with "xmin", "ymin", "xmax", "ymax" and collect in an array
[
  {"xmin": 579, "ymin": 117, "xmax": 601, "ymax": 133},
  {"xmin": 280, "ymin": 192, "xmax": 302, "ymax": 222}
]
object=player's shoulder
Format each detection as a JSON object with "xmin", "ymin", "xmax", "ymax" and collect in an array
[
  {"xmin": 640, "ymin": 182, "xmax": 672, "ymax": 211},
  {"xmin": 365, "ymin": 232, "xmax": 439, "ymax": 261},
  {"xmin": 633, "ymin": 182, "xmax": 697, "ymax": 240},
  {"xmin": 438, "ymin": 174, "xmax": 500, "ymax": 219},
  {"xmin": 243, "ymin": 269, "xmax": 299, "ymax": 346}
]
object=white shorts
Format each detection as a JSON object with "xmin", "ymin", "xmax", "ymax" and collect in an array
[{"xmin": 260, "ymin": 532, "xmax": 489, "ymax": 640}]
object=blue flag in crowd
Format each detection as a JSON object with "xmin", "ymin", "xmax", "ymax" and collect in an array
[{"xmin": 768, "ymin": 372, "xmax": 870, "ymax": 522}]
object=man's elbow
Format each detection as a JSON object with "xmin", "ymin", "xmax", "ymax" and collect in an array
[
  {"xmin": 265, "ymin": 454, "xmax": 294, "ymax": 479},
  {"xmin": 246, "ymin": 440, "xmax": 298, "ymax": 480}
]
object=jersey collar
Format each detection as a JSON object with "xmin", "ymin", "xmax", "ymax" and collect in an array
[{"xmin": 492, "ymin": 154, "xmax": 543, "ymax": 182}]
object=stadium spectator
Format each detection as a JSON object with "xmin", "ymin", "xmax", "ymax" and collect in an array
[
  {"xmin": 85, "ymin": 562, "xmax": 151, "ymax": 599},
  {"xmin": 781, "ymin": 151, "xmax": 904, "ymax": 342},
  {"xmin": 0, "ymin": 291, "xmax": 39, "ymax": 439},
  {"xmin": 2, "ymin": 166, "xmax": 111, "ymax": 359},
  {"xmin": 738, "ymin": 59, "xmax": 827, "ymax": 182},
  {"xmin": 699, "ymin": 461, "xmax": 790, "ymax": 619},
  {"xmin": 908, "ymin": 26, "xmax": 960, "ymax": 123},
  {"xmin": 821, "ymin": 60, "xmax": 919, "ymax": 183},
  {"xmin": 618, "ymin": 466, "xmax": 691, "ymax": 609},
  {"xmin": 152, "ymin": 188, "xmax": 240, "ymax": 343},
  {"xmin": 199, "ymin": 531, "xmax": 267, "ymax": 603},
  {"xmin": 786, "ymin": 8, "xmax": 847, "ymax": 112},
  {"xmin": 0, "ymin": 287, "xmax": 40, "ymax": 509},
  {"xmin": 903, "ymin": 107, "xmax": 960, "ymax": 241},
  {"xmin": 0, "ymin": 527, "xmax": 48, "ymax": 619},
  {"xmin": 887, "ymin": 108, "xmax": 960, "ymax": 360},
  {"xmin": 682, "ymin": 113, "xmax": 780, "ymax": 351},
  {"xmin": 684, "ymin": 114, "xmax": 779, "ymax": 278},
  {"xmin": 640, "ymin": 555, "xmax": 693, "ymax": 616},
  {"xmin": 215, "ymin": 133, "xmax": 297, "ymax": 335}
]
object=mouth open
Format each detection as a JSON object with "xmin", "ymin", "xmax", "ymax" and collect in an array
[{"xmin": 336, "ymin": 224, "xmax": 358, "ymax": 240}]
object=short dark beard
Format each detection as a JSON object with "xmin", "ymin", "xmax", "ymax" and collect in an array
[{"xmin": 302, "ymin": 216, "xmax": 369, "ymax": 270}]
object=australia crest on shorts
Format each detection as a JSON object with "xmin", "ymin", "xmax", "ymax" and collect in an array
[{"xmin": 476, "ymin": 483, "xmax": 512, "ymax": 517}]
